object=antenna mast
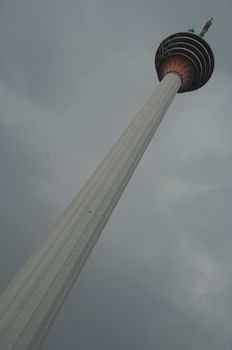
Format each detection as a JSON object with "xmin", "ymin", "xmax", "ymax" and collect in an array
[{"xmin": 199, "ymin": 18, "xmax": 213, "ymax": 37}]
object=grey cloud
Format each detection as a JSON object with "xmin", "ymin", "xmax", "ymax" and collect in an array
[
  {"xmin": 1, "ymin": 1, "xmax": 232, "ymax": 350},
  {"xmin": 0, "ymin": 117, "xmax": 54, "ymax": 290}
]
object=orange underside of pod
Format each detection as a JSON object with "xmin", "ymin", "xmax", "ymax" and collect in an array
[{"xmin": 159, "ymin": 55, "xmax": 195, "ymax": 91}]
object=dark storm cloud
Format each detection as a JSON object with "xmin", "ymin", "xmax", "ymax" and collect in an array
[{"xmin": 1, "ymin": 0, "xmax": 232, "ymax": 349}]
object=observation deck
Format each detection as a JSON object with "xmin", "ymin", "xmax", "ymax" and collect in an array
[{"xmin": 155, "ymin": 31, "xmax": 214, "ymax": 93}]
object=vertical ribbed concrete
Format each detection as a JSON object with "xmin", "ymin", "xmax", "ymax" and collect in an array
[{"xmin": 0, "ymin": 73, "xmax": 181, "ymax": 350}]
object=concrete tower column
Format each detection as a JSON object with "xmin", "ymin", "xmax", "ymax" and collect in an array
[
  {"xmin": 0, "ymin": 73, "xmax": 181, "ymax": 350},
  {"xmin": 0, "ymin": 20, "xmax": 215, "ymax": 350}
]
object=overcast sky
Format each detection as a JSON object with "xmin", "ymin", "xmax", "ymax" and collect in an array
[{"xmin": 1, "ymin": 0, "xmax": 232, "ymax": 349}]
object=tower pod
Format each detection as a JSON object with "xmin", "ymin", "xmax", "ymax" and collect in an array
[{"xmin": 155, "ymin": 32, "xmax": 214, "ymax": 93}]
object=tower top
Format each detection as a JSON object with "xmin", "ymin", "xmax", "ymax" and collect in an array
[
  {"xmin": 155, "ymin": 23, "xmax": 214, "ymax": 93},
  {"xmin": 199, "ymin": 18, "xmax": 213, "ymax": 37},
  {"xmin": 188, "ymin": 18, "xmax": 213, "ymax": 37}
]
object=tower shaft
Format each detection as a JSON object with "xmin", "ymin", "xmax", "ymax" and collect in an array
[{"xmin": 0, "ymin": 73, "xmax": 181, "ymax": 350}]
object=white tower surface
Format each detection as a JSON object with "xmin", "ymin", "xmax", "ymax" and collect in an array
[{"xmin": 0, "ymin": 23, "xmax": 214, "ymax": 350}]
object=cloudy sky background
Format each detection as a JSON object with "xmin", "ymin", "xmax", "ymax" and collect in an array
[{"xmin": 1, "ymin": 0, "xmax": 232, "ymax": 349}]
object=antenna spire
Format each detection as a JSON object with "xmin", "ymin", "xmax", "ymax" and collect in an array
[{"xmin": 199, "ymin": 18, "xmax": 213, "ymax": 37}]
